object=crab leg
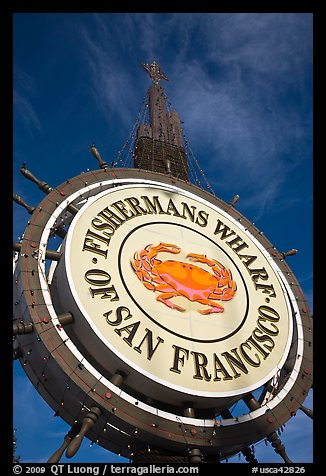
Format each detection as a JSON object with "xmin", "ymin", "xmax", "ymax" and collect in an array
[
  {"xmin": 186, "ymin": 253, "xmax": 224, "ymax": 277},
  {"xmin": 186, "ymin": 253, "xmax": 236, "ymax": 287},
  {"xmin": 155, "ymin": 283, "xmax": 186, "ymax": 312},
  {"xmin": 147, "ymin": 242, "xmax": 181, "ymax": 260},
  {"xmin": 210, "ymin": 286, "xmax": 237, "ymax": 301},
  {"xmin": 195, "ymin": 299, "xmax": 225, "ymax": 315},
  {"xmin": 157, "ymin": 294, "xmax": 186, "ymax": 312},
  {"xmin": 130, "ymin": 254, "xmax": 152, "ymax": 281}
]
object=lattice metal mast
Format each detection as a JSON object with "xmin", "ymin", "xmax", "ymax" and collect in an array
[{"xmin": 134, "ymin": 61, "xmax": 188, "ymax": 180}]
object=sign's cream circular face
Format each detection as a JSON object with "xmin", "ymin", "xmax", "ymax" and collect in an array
[{"xmin": 59, "ymin": 181, "xmax": 293, "ymax": 398}]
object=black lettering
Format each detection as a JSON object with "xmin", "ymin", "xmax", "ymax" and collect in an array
[
  {"xmin": 98, "ymin": 207, "xmax": 125, "ymax": 228},
  {"xmin": 226, "ymin": 235, "xmax": 249, "ymax": 254},
  {"xmin": 104, "ymin": 306, "xmax": 132, "ymax": 326},
  {"xmin": 191, "ymin": 351, "xmax": 211, "ymax": 381},
  {"xmin": 82, "ymin": 229, "xmax": 111, "ymax": 258},
  {"xmin": 252, "ymin": 328, "xmax": 275, "ymax": 353},
  {"xmin": 258, "ymin": 305, "xmax": 280, "ymax": 322},
  {"xmin": 91, "ymin": 217, "xmax": 115, "ymax": 235},
  {"xmin": 247, "ymin": 267, "xmax": 269, "ymax": 282},
  {"xmin": 180, "ymin": 202, "xmax": 196, "ymax": 222},
  {"xmin": 124, "ymin": 197, "xmax": 148, "ymax": 216},
  {"xmin": 91, "ymin": 206, "xmax": 125, "ymax": 233},
  {"xmin": 257, "ymin": 318, "xmax": 279, "ymax": 336},
  {"xmin": 254, "ymin": 283, "xmax": 277, "ymax": 297},
  {"xmin": 245, "ymin": 334, "xmax": 270, "ymax": 360},
  {"xmin": 140, "ymin": 195, "xmax": 165, "ymax": 214},
  {"xmin": 256, "ymin": 305, "xmax": 280, "ymax": 335},
  {"xmin": 214, "ymin": 219, "xmax": 236, "ymax": 240},
  {"xmin": 221, "ymin": 348, "xmax": 248, "ymax": 378},
  {"xmin": 89, "ymin": 285, "xmax": 120, "ymax": 301},
  {"xmin": 239, "ymin": 342, "xmax": 261, "ymax": 367},
  {"xmin": 195, "ymin": 210, "xmax": 209, "ymax": 227},
  {"xmin": 84, "ymin": 269, "xmax": 111, "ymax": 286},
  {"xmin": 115, "ymin": 321, "xmax": 141, "ymax": 347},
  {"xmin": 166, "ymin": 198, "xmax": 183, "ymax": 217},
  {"xmin": 237, "ymin": 254, "xmax": 257, "ymax": 269},
  {"xmin": 133, "ymin": 328, "xmax": 164, "ymax": 360},
  {"xmin": 170, "ymin": 345, "xmax": 189, "ymax": 374},
  {"xmin": 111, "ymin": 200, "xmax": 136, "ymax": 220},
  {"xmin": 213, "ymin": 353, "xmax": 233, "ymax": 381}
]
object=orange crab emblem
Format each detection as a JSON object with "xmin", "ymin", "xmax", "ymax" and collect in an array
[{"xmin": 130, "ymin": 242, "xmax": 237, "ymax": 314}]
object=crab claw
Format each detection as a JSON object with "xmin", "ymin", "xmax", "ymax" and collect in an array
[
  {"xmin": 186, "ymin": 253, "xmax": 207, "ymax": 262},
  {"xmin": 155, "ymin": 243, "xmax": 181, "ymax": 254},
  {"xmin": 198, "ymin": 306, "xmax": 224, "ymax": 315}
]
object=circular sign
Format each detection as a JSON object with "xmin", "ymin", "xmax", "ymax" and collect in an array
[{"xmin": 54, "ymin": 181, "xmax": 293, "ymax": 400}]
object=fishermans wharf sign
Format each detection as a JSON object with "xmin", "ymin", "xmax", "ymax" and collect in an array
[{"xmin": 53, "ymin": 181, "xmax": 293, "ymax": 400}]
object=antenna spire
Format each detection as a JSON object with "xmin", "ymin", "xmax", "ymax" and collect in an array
[{"xmin": 142, "ymin": 61, "xmax": 169, "ymax": 84}]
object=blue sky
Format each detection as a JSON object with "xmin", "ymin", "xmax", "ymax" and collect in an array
[{"xmin": 13, "ymin": 13, "xmax": 313, "ymax": 464}]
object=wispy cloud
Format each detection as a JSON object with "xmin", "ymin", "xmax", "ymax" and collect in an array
[
  {"xmin": 14, "ymin": 66, "xmax": 42, "ymax": 135},
  {"xmin": 75, "ymin": 13, "xmax": 311, "ymax": 219},
  {"xmin": 45, "ymin": 429, "xmax": 67, "ymax": 439},
  {"xmin": 13, "ymin": 374, "xmax": 48, "ymax": 429},
  {"xmin": 76, "ymin": 14, "xmax": 141, "ymax": 127},
  {"xmin": 165, "ymin": 14, "xmax": 312, "ymax": 217},
  {"xmin": 14, "ymin": 89, "xmax": 42, "ymax": 134}
]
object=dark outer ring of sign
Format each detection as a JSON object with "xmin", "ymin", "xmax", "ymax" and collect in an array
[{"xmin": 118, "ymin": 222, "xmax": 250, "ymax": 343}]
